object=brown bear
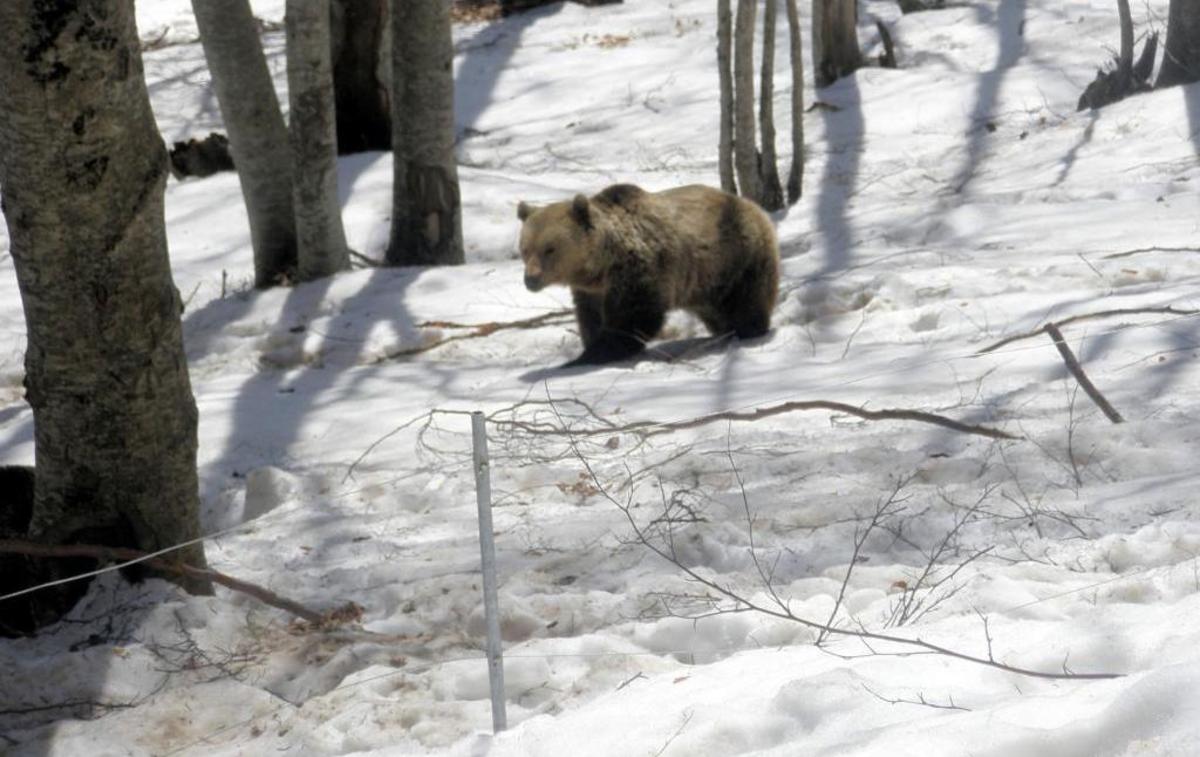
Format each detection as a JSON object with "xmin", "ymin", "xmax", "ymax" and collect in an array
[{"xmin": 517, "ymin": 183, "xmax": 780, "ymax": 366}]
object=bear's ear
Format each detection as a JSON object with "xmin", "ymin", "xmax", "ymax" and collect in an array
[
  {"xmin": 517, "ymin": 201, "xmax": 535, "ymax": 221},
  {"xmin": 570, "ymin": 194, "xmax": 593, "ymax": 231}
]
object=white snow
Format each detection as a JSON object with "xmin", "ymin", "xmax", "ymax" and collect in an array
[{"xmin": 3, "ymin": 0, "xmax": 1200, "ymax": 754}]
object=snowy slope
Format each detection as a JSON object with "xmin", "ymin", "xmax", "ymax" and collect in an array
[{"xmin": 3, "ymin": 0, "xmax": 1200, "ymax": 754}]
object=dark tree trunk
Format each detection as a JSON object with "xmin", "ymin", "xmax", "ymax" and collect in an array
[
  {"xmin": 193, "ymin": 0, "xmax": 298, "ymax": 287},
  {"xmin": 734, "ymin": 0, "xmax": 764, "ymax": 204},
  {"xmin": 785, "ymin": 0, "xmax": 805, "ymax": 203},
  {"xmin": 759, "ymin": 0, "xmax": 786, "ymax": 210},
  {"xmin": 0, "ymin": 0, "xmax": 212, "ymax": 611},
  {"xmin": 717, "ymin": 0, "xmax": 738, "ymax": 194},
  {"xmin": 288, "ymin": 0, "xmax": 352, "ymax": 280},
  {"xmin": 388, "ymin": 0, "xmax": 464, "ymax": 266},
  {"xmin": 331, "ymin": 0, "xmax": 391, "ymax": 153},
  {"xmin": 1157, "ymin": 0, "xmax": 1200, "ymax": 88},
  {"xmin": 1117, "ymin": 0, "xmax": 1134, "ymax": 79},
  {"xmin": 812, "ymin": 0, "xmax": 862, "ymax": 87}
]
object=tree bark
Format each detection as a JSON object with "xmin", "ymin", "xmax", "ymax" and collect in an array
[
  {"xmin": 785, "ymin": 0, "xmax": 805, "ymax": 203},
  {"xmin": 0, "ymin": 0, "xmax": 211, "ymax": 602},
  {"xmin": 717, "ymin": 0, "xmax": 738, "ymax": 194},
  {"xmin": 733, "ymin": 0, "xmax": 764, "ymax": 204},
  {"xmin": 1116, "ymin": 0, "xmax": 1134, "ymax": 79},
  {"xmin": 331, "ymin": 0, "xmax": 392, "ymax": 153},
  {"xmin": 812, "ymin": 0, "xmax": 862, "ymax": 88},
  {"xmin": 1157, "ymin": 0, "xmax": 1200, "ymax": 87},
  {"xmin": 759, "ymin": 0, "xmax": 785, "ymax": 210},
  {"xmin": 193, "ymin": 0, "xmax": 297, "ymax": 287},
  {"xmin": 388, "ymin": 0, "xmax": 464, "ymax": 266},
  {"xmin": 287, "ymin": 0, "xmax": 352, "ymax": 281}
]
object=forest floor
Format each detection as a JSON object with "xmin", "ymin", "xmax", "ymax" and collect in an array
[{"xmin": 3, "ymin": 0, "xmax": 1200, "ymax": 754}]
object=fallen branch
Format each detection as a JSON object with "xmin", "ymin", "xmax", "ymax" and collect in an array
[
  {"xmin": 0, "ymin": 540, "xmax": 327, "ymax": 624},
  {"xmin": 1101, "ymin": 245, "xmax": 1199, "ymax": 260},
  {"xmin": 1043, "ymin": 324, "xmax": 1124, "ymax": 424},
  {"xmin": 348, "ymin": 398, "xmax": 1015, "ymax": 483},
  {"xmin": 591, "ymin": 400, "xmax": 1018, "ymax": 441},
  {"xmin": 978, "ymin": 306, "xmax": 1199, "ymax": 354},
  {"xmin": 379, "ymin": 309, "xmax": 574, "ymax": 361}
]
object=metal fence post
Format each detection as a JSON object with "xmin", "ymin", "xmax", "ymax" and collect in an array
[{"xmin": 471, "ymin": 411, "xmax": 507, "ymax": 732}]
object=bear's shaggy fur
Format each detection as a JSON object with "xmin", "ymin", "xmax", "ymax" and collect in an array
[{"xmin": 517, "ymin": 183, "xmax": 780, "ymax": 366}]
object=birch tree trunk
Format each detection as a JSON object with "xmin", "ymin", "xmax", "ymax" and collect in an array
[
  {"xmin": 388, "ymin": 0, "xmax": 464, "ymax": 266},
  {"xmin": 331, "ymin": 0, "xmax": 391, "ymax": 153},
  {"xmin": 717, "ymin": 0, "xmax": 738, "ymax": 194},
  {"xmin": 812, "ymin": 0, "xmax": 861, "ymax": 88},
  {"xmin": 759, "ymin": 0, "xmax": 786, "ymax": 210},
  {"xmin": 1157, "ymin": 0, "xmax": 1200, "ymax": 87},
  {"xmin": 734, "ymin": 0, "xmax": 764, "ymax": 204},
  {"xmin": 193, "ymin": 0, "xmax": 297, "ymax": 287},
  {"xmin": 0, "ymin": 0, "xmax": 211, "ymax": 602},
  {"xmin": 287, "ymin": 0, "xmax": 352, "ymax": 281},
  {"xmin": 785, "ymin": 0, "xmax": 806, "ymax": 202}
]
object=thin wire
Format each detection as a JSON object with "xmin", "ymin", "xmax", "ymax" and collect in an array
[
  {"xmin": 0, "ymin": 519, "xmax": 250, "ymax": 603},
  {"xmin": 1002, "ymin": 552, "xmax": 1200, "ymax": 612},
  {"xmin": 4, "ymin": 304, "xmax": 1195, "ymax": 607},
  {"xmin": 0, "ymin": 467, "xmax": 427, "ymax": 604},
  {"xmin": 576, "ymin": 303, "xmax": 1200, "ymax": 436}
]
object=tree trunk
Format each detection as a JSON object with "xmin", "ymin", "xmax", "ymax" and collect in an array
[
  {"xmin": 734, "ymin": 0, "xmax": 764, "ymax": 204},
  {"xmin": 717, "ymin": 0, "xmax": 738, "ymax": 194},
  {"xmin": 1157, "ymin": 0, "xmax": 1200, "ymax": 87},
  {"xmin": 331, "ymin": 0, "xmax": 392, "ymax": 153},
  {"xmin": 785, "ymin": 0, "xmax": 805, "ymax": 203},
  {"xmin": 388, "ymin": 0, "xmax": 464, "ymax": 266},
  {"xmin": 1116, "ymin": 0, "xmax": 1134, "ymax": 80},
  {"xmin": 287, "ymin": 0, "xmax": 352, "ymax": 281},
  {"xmin": 812, "ymin": 0, "xmax": 862, "ymax": 88},
  {"xmin": 0, "ymin": 0, "xmax": 211, "ymax": 604},
  {"xmin": 759, "ymin": 0, "xmax": 785, "ymax": 211},
  {"xmin": 193, "ymin": 0, "xmax": 297, "ymax": 287}
]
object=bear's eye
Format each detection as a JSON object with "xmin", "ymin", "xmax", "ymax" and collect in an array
[{"xmin": 544, "ymin": 245, "xmax": 556, "ymax": 257}]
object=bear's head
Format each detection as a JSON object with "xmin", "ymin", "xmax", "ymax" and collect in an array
[{"xmin": 516, "ymin": 194, "xmax": 605, "ymax": 293}]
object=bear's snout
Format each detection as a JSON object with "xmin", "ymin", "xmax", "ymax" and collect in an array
[{"xmin": 524, "ymin": 273, "xmax": 545, "ymax": 292}]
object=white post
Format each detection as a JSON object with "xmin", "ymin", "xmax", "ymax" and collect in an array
[{"xmin": 471, "ymin": 411, "xmax": 507, "ymax": 732}]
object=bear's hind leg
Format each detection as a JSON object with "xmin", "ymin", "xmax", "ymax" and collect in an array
[
  {"xmin": 694, "ymin": 306, "xmax": 733, "ymax": 338},
  {"xmin": 718, "ymin": 259, "xmax": 775, "ymax": 340}
]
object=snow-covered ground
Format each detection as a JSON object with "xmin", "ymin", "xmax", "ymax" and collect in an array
[{"xmin": 4, "ymin": 0, "xmax": 1200, "ymax": 754}]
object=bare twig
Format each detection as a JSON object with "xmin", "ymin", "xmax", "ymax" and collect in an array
[
  {"xmin": 862, "ymin": 683, "xmax": 970, "ymax": 711},
  {"xmin": 727, "ymin": 430, "xmax": 790, "ymax": 618},
  {"xmin": 548, "ymin": 402, "xmax": 1122, "ymax": 681},
  {"xmin": 1043, "ymin": 324, "xmax": 1124, "ymax": 424},
  {"xmin": 820, "ymin": 477, "xmax": 913, "ymax": 643},
  {"xmin": 653, "ymin": 709, "xmax": 695, "ymax": 756},
  {"xmin": 884, "ymin": 486, "xmax": 996, "ymax": 628},
  {"xmin": 978, "ymin": 306, "xmax": 1198, "ymax": 353},
  {"xmin": 0, "ymin": 540, "xmax": 328, "ymax": 624}
]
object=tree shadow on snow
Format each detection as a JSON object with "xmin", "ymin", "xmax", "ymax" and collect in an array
[
  {"xmin": 200, "ymin": 268, "xmax": 462, "ymax": 504},
  {"xmin": 1051, "ymin": 107, "xmax": 1098, "ymax": 187},
  {"xmin": 517, "ymin": 331, "xmax": 770, "ymax": 384},
  {"xmin": 455, "ymin": 4, "xmax": 565, "ymax": 134},
  {"xmin": 951, "ymin": 0, "xmax": 1027, "ymax": 193},
  {"xmin": 803, "ymin": 75, "xmax": 865, "ymax": 343},
  {"xmin": 1185, "ymin": 80, "xmax": 1200, "ymax": 157}
]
